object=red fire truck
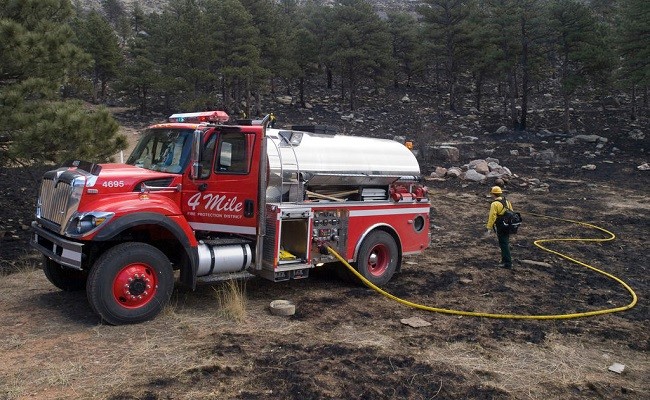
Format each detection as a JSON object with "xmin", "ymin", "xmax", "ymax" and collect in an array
[{"xmin": 31, "ymin": 111, "xmax": 430, "ymax": 324}]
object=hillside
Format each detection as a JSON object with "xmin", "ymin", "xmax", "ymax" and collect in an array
[{"xmin": 1, "ymin": 83, "xmax": 648, "ymax": 399}]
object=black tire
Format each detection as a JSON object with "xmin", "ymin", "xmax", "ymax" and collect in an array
[
  {"xmin": 42, "ymin": 257, "xmax": 87, "ymax": 291},
  {"xmin": 86, "ymin": 242, "xmax": 174, "ymax": 325},
  {"xmin": 355, "ymin": 230, "xmax": 399, "ymax": 286}
]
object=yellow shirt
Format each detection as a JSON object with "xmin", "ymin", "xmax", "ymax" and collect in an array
[{"xmin": 486, "ymin": 196, "xmax": 513, "ymax": 230}]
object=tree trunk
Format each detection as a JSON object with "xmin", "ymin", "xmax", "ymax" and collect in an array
[
  {"xmin": 349, "ymin": 64, "xmax": 356, "ymax": 111},
  {"xmin": 475, "ymin": 72, "xmax": 483, "ymax": 111},
  {"xmin": 563, "ymin": 92, "xmax": 571, "ymax": 133},
  {"xmin": 299, "ymin": 77, "xmax": 305, "ymax": 108},
  {"xmin": 630, "ymin": 85, "xmax": 637, "ymax": 121},
  {"xmin": 253, "ymin": 90, "xmax": 261, "ymax": 117},
  {"xmin": 520, "ymin": 14, "xmax": 530, "ymax": 131},
  {"xmin": 326, "ymin": 68, "xmax": 333, "ymax": 90},
  {"xmin": 508, "ymin": 70, "xmax": 517, "ymax": 129}
]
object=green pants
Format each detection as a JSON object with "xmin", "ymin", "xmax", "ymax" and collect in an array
[{"xmin": 497, "ymin": 233, "xmax": 512, "ymax": 267}]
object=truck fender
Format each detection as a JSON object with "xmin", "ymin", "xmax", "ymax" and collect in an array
[{"xmin": 92, "ymin": 212, "xmax": 199, "ymax": 289}]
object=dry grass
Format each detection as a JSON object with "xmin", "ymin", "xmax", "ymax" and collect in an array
[
  {"xmin": 213, "ymin": 278, "xmax": 248, "ymax": 322},
  {"xmin": 0, "ymin": 252, "xmax": 40, "ymax": 276}
]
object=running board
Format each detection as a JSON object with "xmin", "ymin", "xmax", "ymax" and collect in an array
[{"xmin": 196, "ymin": 271, "xmax": 255, "ymax": 284}]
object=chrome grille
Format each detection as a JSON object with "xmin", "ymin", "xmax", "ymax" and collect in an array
[{"xmin": 39, "ymin": 179, "xmax": 74, "ymax": 226}]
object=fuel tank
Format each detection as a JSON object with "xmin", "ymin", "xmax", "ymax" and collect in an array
[{"xmin": 265, "ymin": 128, "xmax": 420, "ymax": 195}]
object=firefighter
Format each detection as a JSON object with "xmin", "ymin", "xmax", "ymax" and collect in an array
[
  {"xmin": 485, "ymin": 185, "xmax": 513, "ymax": 269},
  {"xmin": 269, "ymin": 112, "xmax": 276, "ymax": 128}
]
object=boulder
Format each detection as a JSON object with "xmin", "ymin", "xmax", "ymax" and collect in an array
[
  {"xmin": 432, "ymin": 145, "xmax": 460, "ymax": 163},
  {"xmin": 469, "ymin": 159, "xmax": 490, "ymax": 175},
  {"xmin": 581, "ymin": 164, "xmax": 597, "ymax": 171},
  {"xmin": 637, "ymin": 163, "xmax": 649, "ymax": 171},
  {"xmin": 447, "ymin": 167, "xmax": 462, "ymax": 178},
  {"xmin": 276, "ymin": 95, "xmax": 293, "ymax": 105},
  {"xmin": 495, "ymin": 126, "xmax": 508, "ymax": 134},
  {"xmin": 464, "ymin": 169, "xmax": 486, "ymax": 182}
]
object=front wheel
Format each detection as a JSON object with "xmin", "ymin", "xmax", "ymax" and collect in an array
[
  {"xmin": 355, "ymin": 230, "xmax": 399, "ymax": 286},
  {"xmin": 87, "ymin": 242, "xmax": 174, "ymax": 325},
  {"xmin": 42, "ymin": 257, "xmax": 87, "ymax": 291}
]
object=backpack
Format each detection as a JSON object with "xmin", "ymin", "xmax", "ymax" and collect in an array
[{"xmin": 495, "ymin": 198, "xmax": 522, "ymax": 235}]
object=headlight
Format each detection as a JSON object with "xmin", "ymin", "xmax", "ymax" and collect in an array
[{"xmin": 66, "ymin": 212, "xmax": 114, "ymax": 237}]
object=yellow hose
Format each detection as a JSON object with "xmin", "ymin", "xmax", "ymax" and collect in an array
[{"xmin": 327, "ymin": 213, "xmax": 638, "ymax": 320}]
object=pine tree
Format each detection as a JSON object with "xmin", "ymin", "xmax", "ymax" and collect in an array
[
  {"xmin": 387, "ymin": 12, "xmax": 424, "ymax": 88},
  {"xmin": 418, "ymin": 0, "xmax": 473, "ymax": 112},
  {"xmin": 548, "ymin": 0, "xmax": 614, "ymax": 132},
  {"xmin": 0, "ymin": 0, "xmax": 125, "ymax": 165},
  {"xmin": 616, "ymin": 0, "xmax": 650, "ymax": 119},
  {"xmin": 74, "ymin": 11, "xmax": 122, "ymax": 103},
  {"xmin": 206, "ymin": 0, "xmax": 263, "ymax": 115},
  {"xmin": 328, "ymin": 0, "xmax": 392, "ymax": 110}
]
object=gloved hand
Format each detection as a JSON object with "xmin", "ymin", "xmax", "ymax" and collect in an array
[{"xmin": 483, "ymin": 229, "xmax": 492, "ymax": 238}]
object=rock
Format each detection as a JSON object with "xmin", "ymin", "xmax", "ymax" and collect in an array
[
  {"xmin": 573, "ymin": 134, "xmax": 607, "ymax": 143},
  {"xmin": 608, "ymin": 363, "xmax": 625, "ymax": 374},
  {"xmin": 447, "ymin": 167, "xmax": 462, "ymax": 178},
  {"xmin": 400, "ymin": 317, "xmax": 431, "ymax": 328},
  {"xmin": 495, "ymin": 126, "xmax": 508, "ymax": 134},
  {"xmin": 488, "ymin": 166, "xmax": 512, "ymax": 177},
  {"xmin": 532, "ymin": 149, "xmax": 556, "ymax": 162},
  {"xmin": 401, "ymin": 94, "xmax": 410, "ymax": 103},
  {"xmin": 520, "ymin": 260, "xmax": 553, "ymax": 268},
  {"xmin": 637, "ymin": 163, "xmax": 650, "ymax": 171},
  {"xmin": 432, "ymin": 145, "xmax": 460, "ymax": 163},
  {"xmin": 470, "ymin": 160, "xmax": 490, "ymax": 175},
  {"xmin": 276, "ymin": 95, "xmax": 293, "ymax": 105},
  {"xmin": 464, "ymin": 169, "xmax": 486, "ymax": 182},
  {"xmin": 341, "ymin": 113, "xmax": 354, "ymax": 121},
  {"xmin": 510, "ymin": 149, "xmax": 519, "ymax": 156},
  {"xmin": 629, "ymin": 129, "xmax": 645, "ymax": 140},
  {"xmin": 434, "ymin": 166, "xmax": 448, "ymax": 177},
  {"xmin": 393, "ymin": 135, "xmax": 406, "ymax": 144},
  {"xmin": 581, "ymin": 164, "xmax": 597, "ymax": 170}
]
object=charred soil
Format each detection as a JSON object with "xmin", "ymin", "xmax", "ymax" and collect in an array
[{"xmin": 0, "ymin": 89, "xmax": 648, "ymax": 399}]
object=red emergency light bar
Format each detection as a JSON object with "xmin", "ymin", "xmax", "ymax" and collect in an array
[{"xmin": 168, "ymin": 111, "xmax": 230, "ymax": 123}]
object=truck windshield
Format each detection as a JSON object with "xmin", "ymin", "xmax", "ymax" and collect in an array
[{"xmin": 126, "ymin": 128, "xmax": 193, "ymax": 173}]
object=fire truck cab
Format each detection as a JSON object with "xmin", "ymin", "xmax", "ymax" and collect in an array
[{"xmin": 31, "ymin": 111, "xmax": 430, "ymax": 324}]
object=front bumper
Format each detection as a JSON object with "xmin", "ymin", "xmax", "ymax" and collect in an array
[{"xmin": 31, "ymin": 221, "xmax": 84, "ymax": 270}]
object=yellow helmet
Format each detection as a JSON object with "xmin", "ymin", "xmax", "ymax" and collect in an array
[{"xmin": 490, "ymin": 186, "xmax": 503, "ymax": 195}]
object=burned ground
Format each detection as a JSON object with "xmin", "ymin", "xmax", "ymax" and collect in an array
[{"xmin": 0, "ymin": 88, "xmax": 648, "ymax": 399}]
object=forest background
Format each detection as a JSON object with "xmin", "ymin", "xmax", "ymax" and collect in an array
[{"xmin": 0, "ymin": 0, "xmax": 648, "ymax": 166}]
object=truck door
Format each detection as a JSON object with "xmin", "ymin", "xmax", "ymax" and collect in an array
[{"xmin": 182, "ymin": 128, "xmax": 259, "ymax": 236}]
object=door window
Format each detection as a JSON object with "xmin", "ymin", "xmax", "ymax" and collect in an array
[{"xmin": 216, "ymin": 132, "xmax": 250, "ymax": 174}]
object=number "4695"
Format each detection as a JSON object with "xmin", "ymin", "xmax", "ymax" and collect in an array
[{"xmin": 102, "ymin": 180, "xmax": 125, "ymax": 188}]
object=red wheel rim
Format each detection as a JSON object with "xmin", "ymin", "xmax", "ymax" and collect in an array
[
  {"xmin": 112, "ymin": 263, "xmax": 158, "ymax": 308},
  {"xmin": 366, "ymin": 243, "xmax": 390, "ymax": 277}
]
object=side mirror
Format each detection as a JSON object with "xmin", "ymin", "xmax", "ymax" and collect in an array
[{"xmin": 190, "ymin": 129, "xmax": 203, "ymax": 180}]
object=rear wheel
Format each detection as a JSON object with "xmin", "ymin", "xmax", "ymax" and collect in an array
[
  {"xmin": 42, "ymin": 257, "xmax": 87, "ymax": 291},
  {"xmin": 87, "ymin": 242, "xmax": 174, "ymax": 325},
  {"xmin": 355, "ymin": 231, "xmax": 399, "ymax": 286}
]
